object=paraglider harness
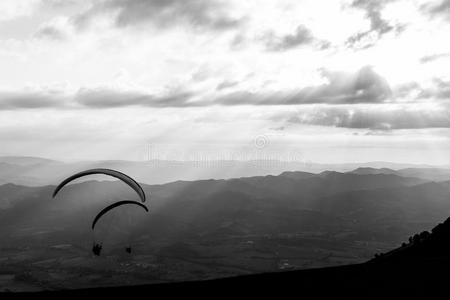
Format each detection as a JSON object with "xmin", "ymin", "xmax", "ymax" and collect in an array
[{"xmin": 92, "ymin": 242, "xmax": 103, "ymax": 256}]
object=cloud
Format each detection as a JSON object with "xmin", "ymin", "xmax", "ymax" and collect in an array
[
  {"xmin": 34, "ymin": 24, "xmax": 67, "ymax": 41},
  {"xmin": 216, "ymin": 80, "xmax": 239, "ymax": 91},
  {"xmin": 40, "ymin": 0, "xmax": 80, "ymax": 9},
  {"xmin": 431, "ymin": 78, "xmax": 450, "ymax": 99},
  {"xmin": 262, "ymin": 25, "xmax": 315, "ymax": 51},
  {"xmin": 0, "ymin": 90, "xmax": 65, "ymax": 109},
  {"xmin": 71, "ymin": 66, "xmax": 395, "ymax": 108},
  {"xmin": 260, "ymin": 24, "xmax": 332, "ymax": 52},
  {"xmin": 284, "ymin": 106, "xmax": 450, "ymax": 130},
  {"xmin": 0, "ymin": 87, "xmax": 196, "ymax": 110},
  {"xmin": 216, "ymin": 66, "xmax": 392, "ymax": 105},
  {"xmin": 420, "ymin": 53, "xmax": 450, "ymax": 64},
  {"xmin": 0, "ymin": 66, "xmax": 393, "ymax": 109},
  {"xmin": 74, "ymin": 88, "xmax": 196, "ymax": 108},
  {"xmin": 74, "ymin": 89, "xmax": 149, "ymax": 108},
  {"xmin": 392, "ymin": 78, "xmax": 450, "ymax": 100},
  {"xmin": 351, "ymin": 0, "xmax": 393, "ymax": 33},
  {"xmin": 346, "ymin": 0, "xmax": 401, "ymax": 49},
  {"xmin": 422, "ymin": 0, "xmax": 450, "ymax": 21},
  {"xmin": 33, "ymin": 16, "xmax": 73, "ymax": 41},
  {"xmin": 270, "ymin": 126, "xmax": 285, "ymax": 131},
  {"xmin": 74, "ymin": 0, "xmax": 244, "ymax": 32},
  {"xmin": 392, "ymin": 82, "xmax": 422, "ymax": 98}
]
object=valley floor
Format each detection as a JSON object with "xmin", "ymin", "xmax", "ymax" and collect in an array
[{"xmin": 0, "ymin": 232, "xmax": 397, "ymax": 292}]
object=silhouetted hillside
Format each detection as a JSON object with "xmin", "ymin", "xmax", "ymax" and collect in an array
[{"xmin": 372, "ymin": 215, "xmax": 450, "ymax": 262}]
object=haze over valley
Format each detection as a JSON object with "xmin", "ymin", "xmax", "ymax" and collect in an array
[{"xmin": 1, "ymin": 157, "xmax": 450, "ymax": 291}]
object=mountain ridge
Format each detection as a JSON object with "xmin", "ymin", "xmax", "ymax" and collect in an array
[{"xmin": 1, "ymin": 156, "xmax": 448, "ymax": 186}]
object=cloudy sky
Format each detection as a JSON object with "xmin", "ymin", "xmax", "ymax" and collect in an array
[{"xmin": 1, "ymin": 0, "xmax": 450, "ymax": 164}]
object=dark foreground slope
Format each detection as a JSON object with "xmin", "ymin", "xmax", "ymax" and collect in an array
[
  {"xmin": 7, "ymin": 218, "xmax": 450, "ymax": 299},
  {"xmin": 5, "ymin": 258, "xmax": 450, "ymax": 299}
]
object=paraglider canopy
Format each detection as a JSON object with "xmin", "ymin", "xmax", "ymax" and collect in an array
[
  {"xmin": 91, "ymin": 200, "xmax": 149, "ymax": 230},
  {"xmin": 52, "ymin": 168, "xmax": 147, "ymax": 203}
]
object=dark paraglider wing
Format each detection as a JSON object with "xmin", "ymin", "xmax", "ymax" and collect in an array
[
  {"xmin": 92, "ymin": 200, "xmax": 149, "ymax": 230},
  {"xmin": 52, "ymin": 168, "xmax": 146, "ymax": 202}
]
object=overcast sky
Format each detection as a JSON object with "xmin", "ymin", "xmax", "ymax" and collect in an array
[{"xmin": 1, "ymin": 0, "xmax": 450, "ymax": 164}]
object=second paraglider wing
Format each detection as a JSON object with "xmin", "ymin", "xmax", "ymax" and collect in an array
[{"xmin": 92, "ymin": 200, "xmax": 149, "ymax": 230}]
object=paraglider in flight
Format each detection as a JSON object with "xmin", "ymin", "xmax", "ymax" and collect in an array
[
  {"xmin": 91, "ymin": 200, "xmax": 149, "ymax": 230},
  {"xmin": 52, "ymin": 168, "xmax": 146, "ymax": 203},
  {"xmin": 91, "ymin": 200, "xmax": 149, "ymax": 255}
]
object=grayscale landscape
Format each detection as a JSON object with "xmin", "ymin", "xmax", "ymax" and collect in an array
[{"xmin": 1, "ymin": 0, "xmax": 450, "ymax": 296}]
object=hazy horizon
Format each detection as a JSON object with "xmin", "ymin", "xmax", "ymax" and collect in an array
[{"xmin": 2, "ymin": 154, "xmax": 450, "ymax": 168}]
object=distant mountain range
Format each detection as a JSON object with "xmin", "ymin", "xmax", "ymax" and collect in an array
[
  {"xmin": 2, "ymin": 160, "xmax": 450, "ymax": 291},
  {"xmin": 2, "ymin": 169, "xmax": 449, "ymax": 242},
  {"xmin": 1, "ymin": 156, "xmax": 449, "ymax": 186}
]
